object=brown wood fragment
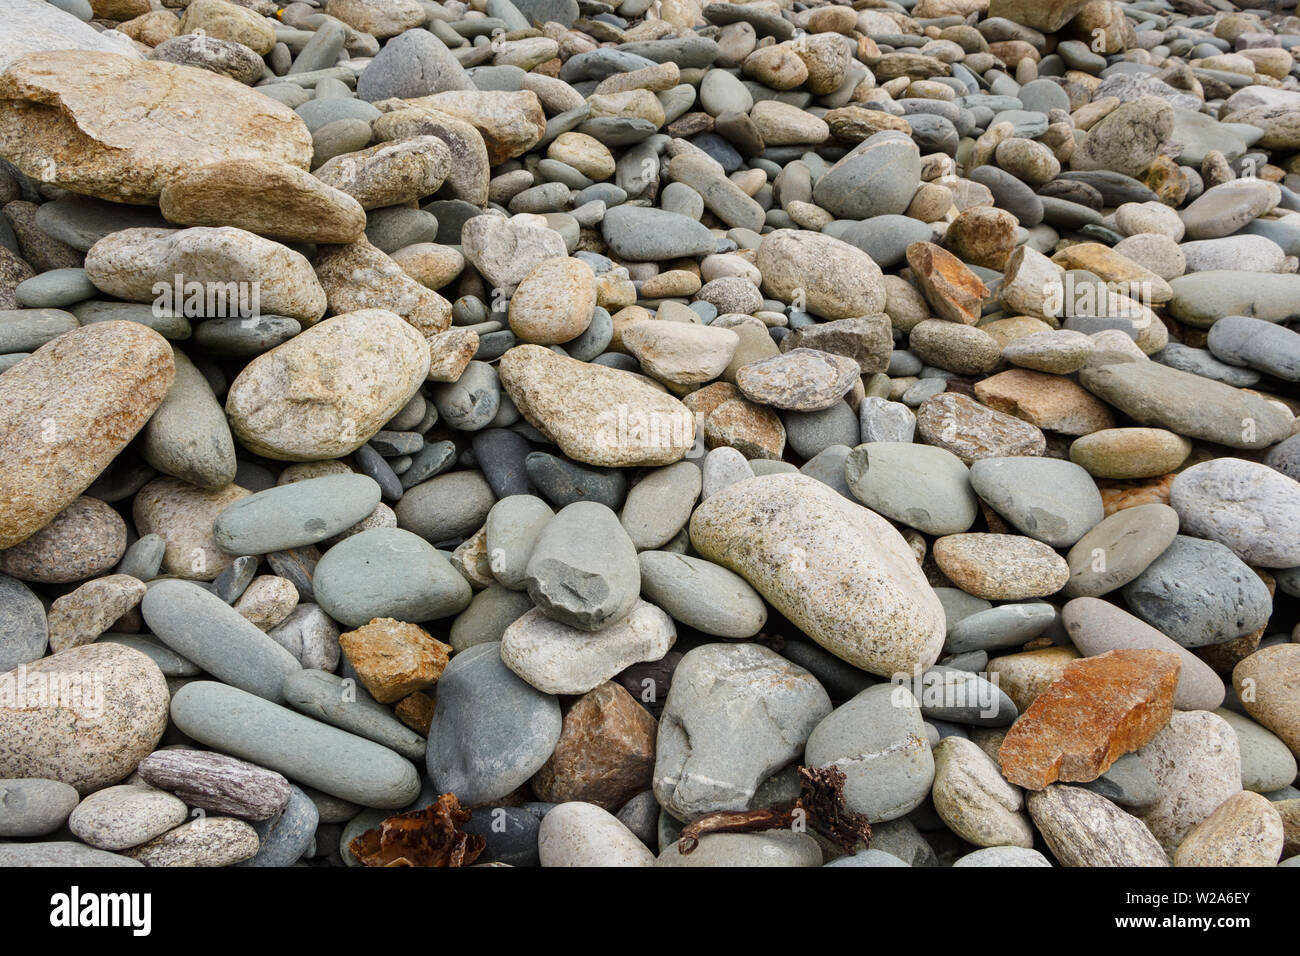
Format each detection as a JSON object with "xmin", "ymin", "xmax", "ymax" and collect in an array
[{"xmin": 676, "ymin": 765, "xmax": 872, "ymax": 857}]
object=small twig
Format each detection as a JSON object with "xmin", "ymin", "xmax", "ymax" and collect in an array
[{"xmin": 676, "ymin": 766, "xmax": 872, "ymax": 856}]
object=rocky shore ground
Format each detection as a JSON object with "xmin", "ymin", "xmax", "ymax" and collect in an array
[{"xmin": 1, "ymin": 0, "xmax": 1299, "ymax": 868}]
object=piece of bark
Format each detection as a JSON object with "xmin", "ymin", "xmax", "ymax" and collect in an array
[
  {"xmin": 999, "ymin": 648, "xmax": 1180, "ymax": 789},
  {"xmin": 137, "ymin": 750, "xmax": 292, "ymax": 820}
]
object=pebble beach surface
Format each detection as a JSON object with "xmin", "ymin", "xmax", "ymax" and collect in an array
[{"xmin": 0, "ymin": 0, "xmax": 1299, "ymax": 870}]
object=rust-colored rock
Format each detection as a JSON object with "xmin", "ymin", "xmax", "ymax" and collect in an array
[
  {"xmin": 395, "ymin": 692, "xmax": 435, "ymax": 735},
  {"xmin": 999, "ymin": 648, "xmax": 1180, "ymax": 789},
  {"xmin": 530, "ymin": 681, "xmax": 656, "ymax": 811},
  {"xmin": 906, "ymin": 241, "xmax": 989, "ymax": 325},
  {"xmin": 339, "ymin": 618, "xmax": 452, "ymax": 704}
]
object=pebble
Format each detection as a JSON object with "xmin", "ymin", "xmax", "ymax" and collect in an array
[
  {"xmin": 170, "ymin": 681, "xmax": 420, "ymax": 808},
  {"xmin": 501, "ymin": 601, "xmax": 675, "ymax": 695},
  {"xmin": 1122, "ymin": 535, "xmax": 1271, "ymax": 649},
  {"xmin": 214, "ymin": 475, "xmax": 381, "ymax": 556},
  {"xmin": 690, "ymin": 474, "xmax": 945, "ymax": 678},
  {"xmin": 538, "ymin": 802, "xmax": 654, "ymax": 867},
  {"xmin": 0, "ymin": 322, "xmax": 174, "ymax": 549},
  {"xmin": 1135, "ymin": 710, "xmax": 1243, "ymax": 856},
  {"xmin": 68, "ymin": 784, "xmax": 189, "ymax": 851},
  {"xmin": 654, "ymin": 642, "xmax": 830, "ymax": 821},
  {"xmin": 0, "ymin": 643, "xmax": 168, "ymax": 794},
  {"xmin": 805, "ymin": 684, "xmax": 933, "ymax": 823},
  {"xmin": 312, "ymin": 527, "xmax": 472, "ymax": 628},
  {"xmin": 0, "ymin": 778, "xmax": 79, "ymax": 838},
  {"xmin": 638, "ymin": 551, "xmax": 765, "ymax": 639},
  {"xmin": 425, "ymin": 642, "xmax": 561, "ymax": 806},
  {"xmin": 1, "ymin": 0, "xmax": 1298, "ymax": 872},
  {"xmin": 143, "ymin": 579, "xmax": 301, "ymax": 703},
  {"xmin": 844, "ymin": 442, "xmax": 977, "ymax": 536}
]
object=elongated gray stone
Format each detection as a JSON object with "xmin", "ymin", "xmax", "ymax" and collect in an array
[
  {"xmin": 214, "ymin": 473, "xmax": 382, "ymax": 555},
  {"xmin": 170, "ymin": 681, "xmax": 421, "ymax": 808},
  {"xmin": 142, "ymin": 579, "xmax": 302, "ymax": 703},
  {"xmin": 282, "ymin": 668, "xmax": 427, "ymax": 761}
]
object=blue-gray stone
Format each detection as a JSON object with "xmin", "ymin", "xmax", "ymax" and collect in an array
[
  {"xmin": 0, "ymin": 778, "xmax": 79, "ymax": 837},
  {"xmin": 14, "ymin": 268, "xmax": 96, "ymax": 308},
  {"xmin": 282, "ymin": 669, "xmax": 427, "ymax": 761},
  {"xmin": 969, "ymin": 456, "xmax": 1104, "ymax": 547},
  {"xmin": 0, "ymin": 573, "xmax": 47, "ymax": 671},
  {"xmin": 142, "ymin": 579, "xmax": 302, "ymax": 702},
  {"xmin": 171, "ymin": 681, "xmax": 421, "ymax": 808},
  {"xmin": 426, "ymin": 642, "xmax": 561, "ymax": 806},
  {"xmin": 1122, "ymin": 535, "xmax": 1273, "ymax": 649},
  {"xmin": 241, "ymin": 785, "xmax": 319, "ymax": 866},
  {"xmin": 945, "ymin": 601, "xmax": 1056, "ymax": 654},
  {"xmin": 214, "ymin": 474, "xmax": 381, "ymax": 555},
  {"xmin": 314, "ymin": 526, "xmax": 472, "ymax": 627}
]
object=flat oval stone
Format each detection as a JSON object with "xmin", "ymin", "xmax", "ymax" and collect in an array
[
  {"xmin": 499, "ymin": 344, "xmax": 695, "ymax": 467},
  {"xmin": 538, "ymin": 801, "xmax": 655, "ymax": 867},
  {"xmin": 0, "ymin": 321, "xmax": 174, "ymax": 549},
  {"xmin": 1170, "ymin": 458, "xmax": 1300, "ymax": 569},
  {"xmin": 0, "ymin": 643, "xmax": 169, "ymax": 794},
  {"xmin": 619, "ymin": 461, "xmax": 701, "ymax": 551},
  {"xmin": 805, "ymin": 683, "xmax": 933, "ymax": 822},
  {"xmin": 1068, "ymin": 427, "xmax": 1191, "ymax": 479},
  {"xmin": 0, "ymin": 778, "xmax": 80, "ymax": 838},
  {"xmin": 214, "ymin": 473, "xmax": 382, "ymax": 555},
  {"xmin": 844, "ymin": 442, "xmax": 977, "ymax": 536},
  {"xmin": 637, "ymin": 550, "xmax": 766, "ymax": 638},
  {"xmin": 142, "ymin": 579, "xmax": 302, "ymax": 703},
  {"xmin": 68, "ymin": 784, "xmax": 189, "ymax": 851},
  {"xmin": 0, "ymin": 842, "xmax": 141, "ymax": 867},
  {"xmin": 969, "ymin": 456, "xmax": 1104, "ymax": 548},
  {"xmin": 1079, "ymin": 360, "xmax": 1292, "ymax": 450},
  {"xmin": 524, "ymin": 501, "xmax": 641, "ymax": 632},
  {"xmin": 313, "ymin": 527, "xmax": 472, "ymax": 628},
  {"xmin": 690, "ymin": 474, "xmax": 945, "ymax": 678},
  {"xmin": 946, "ymin": 601, "xmax": 1056, "ymax": 654},
  {"xmin": 226, "ymin": 309, "xmax": 430, "ymax": 461},
  {"xmin": 933, "ymin": 532, "xmax": 1070, "ymax": 601},
  {"xmin": 425, "ymin": 641, "xmax": 562, "ymax": 806},
  {"xmin": 170, "ymin": 680, "xmax": 421, "ymax": 808},
  {"xmin": 1064, "ymin": 502, "xmax": 1179, "ymax": 597},
  {"xmin": 501, "ymin": 602, "xmax": 676, "ymax": 695},
  {"xmin": 1122, "ymin": 535, "xmax": 1272, "ymax": 649}
]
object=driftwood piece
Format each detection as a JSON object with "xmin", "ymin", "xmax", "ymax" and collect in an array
[{"xmin": 137, "ymin": 750, "xmax": 292, "ymax": 820}]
